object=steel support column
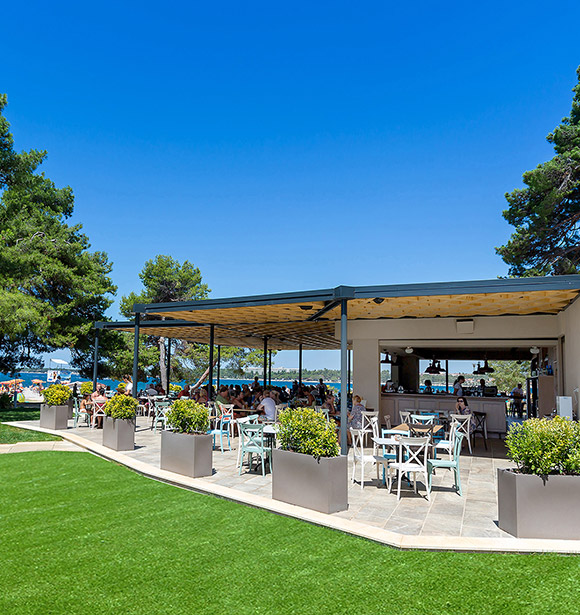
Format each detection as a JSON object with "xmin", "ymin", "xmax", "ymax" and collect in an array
[
  {"xmin": 166, "ymin": 338, "xmax": 171, "ymax": 390},
  {"xmin": 208, "ymin": 325, "xmax": 215, "ymax": 400},
  {"xmin": 445, "ymin": 360, "xmax": 449, "ymax": 393},
  {"xmin": 92, "ymin": 330, "xmax": 99, "ymax": 392},
  {"xmin": 268, "ymin": 349, "xmax": 272, "ymax": 386},
  {"xmin": 347, "ymin": 348, "xmax": 351, "ymax": 396},
  {"xmin": 132, "ymin": 313, "xmax": 140, "ymax": 398},
  {"xmin": 340, "ymin": 299, "xmax": 348, "ymax": 455},
  {"xmin": 263, "ymin": 337, "xmax": 268, "ymax": 388},
  {"xmin": 216, "ymin": 345, "xmax": 221, "ymax": 389},
  {"xmin": 298, "ymin": 343, "xmax": 303, "ymax": 386}
]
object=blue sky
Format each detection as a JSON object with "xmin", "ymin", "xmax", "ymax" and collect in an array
[{"xmin": 4, "ymin": 1, "xmax": 580, "ymax": 370}]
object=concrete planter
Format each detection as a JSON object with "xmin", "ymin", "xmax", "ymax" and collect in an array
[
  {"xmin": 272, "ymin": 448, "xmax": 348, "ymax": 514},
  {"xmin": 498, "ymin": 468, "xmax": 580, "ymax": 539},
  {"xmin": 39, "ymin": 404, "xmax": 69, "ymax": 430},
  {"xmin": 160, "ymin": 431, "xmax": 213, "ymax": 478},
  {"xmin": 102, "ymin": 416, "xmax": 135, "ymax": 451},
  {"xmin": 67, "ymin": 399, "xmax": 74, "ymax": 419}
]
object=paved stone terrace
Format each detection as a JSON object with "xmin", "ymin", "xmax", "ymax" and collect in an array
[{"xmin": 8, "ymin": 416, "xmax": 514, "ymax": 540}]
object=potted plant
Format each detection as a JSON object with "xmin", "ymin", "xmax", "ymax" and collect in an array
[
  {"xmin": 498, "ymin": 416, "xmax": 580, "ymax": 539},
  {"xmin": 102, "ymin": 394, "xmax": 137, "ymax": 451},
  {"xmin": 272, "ymin": 407, "xmax": 347, "ymax": 514},
  {"xmin": 80, "ymin": 381, "xmax": 94, "ymax": 396},
  {"xmin": 39, "ymin": 384, "xmax": 72, "ymax": 430},
  {"xmin": 160, "ymin": 400, "xmax": 212, "ymax": 478}
]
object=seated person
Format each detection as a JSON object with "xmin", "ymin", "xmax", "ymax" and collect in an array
[
  {"xmin": 215, "ymin": 386, "xmax": 230, "ymax": 405},
  {"xmin": 145, "ymin": 383, "xmax": 158, "ymax": 396},
  {"xmin": 322, "ymin": 393, "xmax": 337, "ymax": 416},
  {"xmin": 423, "ymin": 379, "xmax": 434, "ymax": 394},
  {"xmin": 346, "ymin": 395, "xmax": 365, "ymax": 445},
  {"xmin": 178, "ymin": 384, "xmax": 191, "ymax": 398},
  {"xmin": 257, "ymin": 390, "xmax": 277, "ymax": 421}
]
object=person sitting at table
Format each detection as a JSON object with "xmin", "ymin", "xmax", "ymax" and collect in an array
[
  {"xmin": 305, "ymin": 387, "xmax": 316, "ymax": 407},
  {"xmin": 346, "ymin": 395, "xmax": 365, "ymax": 445},
  {"xmin": 196, "ymin": 388, "xmax": 208, "ymax": 404},
  {"xmin": 231, "ymin": 390, "xmax": 247, "ymax": 410},
  {"xmin": 145, "ymin": 383, "xmax": 157, "ymax": 396},
  {"xmin": 177, "ymin": 384, "xmax": 191, "ymax": 399},
  {"xmin": 79, "ymin": 393, "xmax": 93, "ymax": 420},
  {"xmin": 455, "ymin": 396, "xmax": 475, "ymax": 432},
  {"xmin": 257, "ymin": 390, "xmax": 277, "ymax": 421},
  {"xmin": 215, "ymin": 386, "xmax": 230, "ymax": 405},
  {"xmin": 423, "ymin": 379, "xmax": 434, "ymax": 394},
  {"xmin": 322, "ymin": 393, "xmax": 336, "ymax": 413}
]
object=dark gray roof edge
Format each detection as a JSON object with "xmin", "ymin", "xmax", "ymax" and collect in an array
[
  {"xmin": 352, "ymin": 275, "xmax": 580, "ymax": 299},
  {"xmin": 136, "ymin": 275, "xmax": 580, "ymax": 314}
]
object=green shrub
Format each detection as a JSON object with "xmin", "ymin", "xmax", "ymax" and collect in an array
[
  {"xmin": 169, "ymin": 383, "xmax": 181, "ymax": 393},
  {"xmin": 104, "ymin": 395, "xmax": 138, "ymax": 420},
  {"xmin": 0, "ymin": 393, "xmax": 12, "ymax": 410},
  {"xmin": 42, "ymin": 384, "xmax": 72, "ymax": 406},
  {"xmin": 277, "ymin": 407, "xmax": 339, "ymax": 459},
  {"xmin": 505, "ymin": 416, "xmax": 580, "ymax": 475},
  {"xmin": 166, "ymin": 399, "xmax": 209, "ymax": 434},
  {"xmin": 80, "ymin": 381, "xmax": 94, "ymax": 396}
]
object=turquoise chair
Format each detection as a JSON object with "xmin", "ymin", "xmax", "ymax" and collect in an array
[
  {"xmin": 73, "ymin": 398, "xmax": 90, "ymax": 428},
  {"xmin": 208, "ymin": 413, "xmax": 232, "ymax": 452},
  {"xmin": 427, "ymin": 432, "xmax": 464, "ymax": 495},
  {"xmin": 238, "ymin": 423, "xmax": 270, "ymax": 476},
  {"xmin": 152, "ymin": 401, "xmax": 171, "ymax": 433}
]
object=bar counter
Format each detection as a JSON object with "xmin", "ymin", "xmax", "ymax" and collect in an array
[{"xmin": 380, "ymin": 393, "xmax": 509, "ymax": 436}]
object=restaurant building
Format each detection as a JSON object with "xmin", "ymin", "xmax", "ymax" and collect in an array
[{"xmin": 96, "ymin": 275, "xmax": 580, "ymax": 452}]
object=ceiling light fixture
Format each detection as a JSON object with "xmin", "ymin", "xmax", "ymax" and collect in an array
[
  {"xmin": 530, "ymin": 346, "xmax": 540, "ymax": 355},
  {"xmin": 373, "ymin": 298, "xmax": 385, "ymax": 305},
  {"xmin": 405, "ymin": 346, "xmax": 414, "ymax": 354}
]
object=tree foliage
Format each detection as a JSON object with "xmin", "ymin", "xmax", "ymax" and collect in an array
[
  {"xmin": 0, "ymin": 94, "xmax": 116, "ymax": 374},
  {"xmin": 497, "ymin": 66, "xmax": 580, "ymax": 276},
  {"xmin": 489, "ymin": 360, "xmax": 530, "ymax": 394},
  {"xmin": 119, "ymin": 255, "xmax": 273, "ymax": 386}
]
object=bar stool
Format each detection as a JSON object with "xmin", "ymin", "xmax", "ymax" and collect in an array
[{"xmin": 473, "ymin": 411, "xmax": 488, "ymax": 450}]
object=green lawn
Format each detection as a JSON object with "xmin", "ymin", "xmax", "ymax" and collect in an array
[
  {"xmin": 0, "ymin": 406, "xmax": 60, "ymax": 444},
  {"xmin": 1, "ymin": 452, "xmax": 579, "ymax": 614}
]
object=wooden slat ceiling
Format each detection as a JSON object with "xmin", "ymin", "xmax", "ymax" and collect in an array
[
  {"xmin": 127, "ymin": 288, "xmax": 580, "ymax": 350},
  {"xmin": 117, "ymin": 321, "xmax": 340, "ymax": 351}
]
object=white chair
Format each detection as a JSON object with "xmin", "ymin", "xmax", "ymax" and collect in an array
[
  {"xmin": 374, "ymin": 428, "xmax": 406, "ymax": 490},
  {"xmin": 216, "ymin": 402, "xmax": 236, "ymax": 438},
  {"xmin": 91, "ymin": 401, "xmax": 106, "ymax": 428},
  {"xmin": 350, "ymin": 428, "xmax": 377, "ymax": 489},
  {"xmin": 434, "ymin": 422, "xmax": 457, "ymax": 460},
  {"xmin": 390, "ymin": 436, "xmax": 431, "ymax": 501},
  {"xmin": 361, "ymin": 409, "xmax": 379, "ymax": 446},
  {"xmin": 399, "ymin": 409, "xmax": 413, "ymax": 424},
  {"xmin": 450, "ymin": 413, "xmax": 473, "ymax": 454}
]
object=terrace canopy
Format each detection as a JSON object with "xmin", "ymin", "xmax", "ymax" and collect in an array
[{"xmin": 95, "ymin": 275, "xmax": 580, "ymax": 453}]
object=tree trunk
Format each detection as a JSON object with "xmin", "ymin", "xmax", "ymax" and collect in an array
[{"xmin": 159, "ymin": 336, "xmax": 167, "ymax": 392}]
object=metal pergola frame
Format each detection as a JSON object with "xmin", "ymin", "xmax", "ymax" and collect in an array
[{"xmin": 93, "ymin": 275, "xmax": 580, "ymax": 455}]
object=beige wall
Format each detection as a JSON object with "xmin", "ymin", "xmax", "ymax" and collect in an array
[
  {"xmin": 352, "ymin": 339, "xmax": 380, "ymax": 412},
  {"xmin": 339, "ymin": 313, "xmax": 560, "ymax": 343},
  {"xmin": 559, "ymin": 298, "xmax": 580, "ymax": 398}
]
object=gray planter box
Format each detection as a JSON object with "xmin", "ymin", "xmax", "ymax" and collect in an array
[
  {"xmin": 160, "ymin": 431, "xmax": 213, "ymax": 478},
  {"xmin": 67, "ymin": 399, "xmax": 74, "ymax": 419},
  {"xmin": 498, "ymin": 468, "xmax": 580, "ymax": 539},
  {"xmin": 102, "ymin": 416, "xmax": 135, "ymax": 451},
  {"xmin": 272, "ymin": 448, "xmax": 348, "ymax": 514},
  {"xmin": 39, "ymin": 404, "xmax": 69, "ymax": 430}
]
